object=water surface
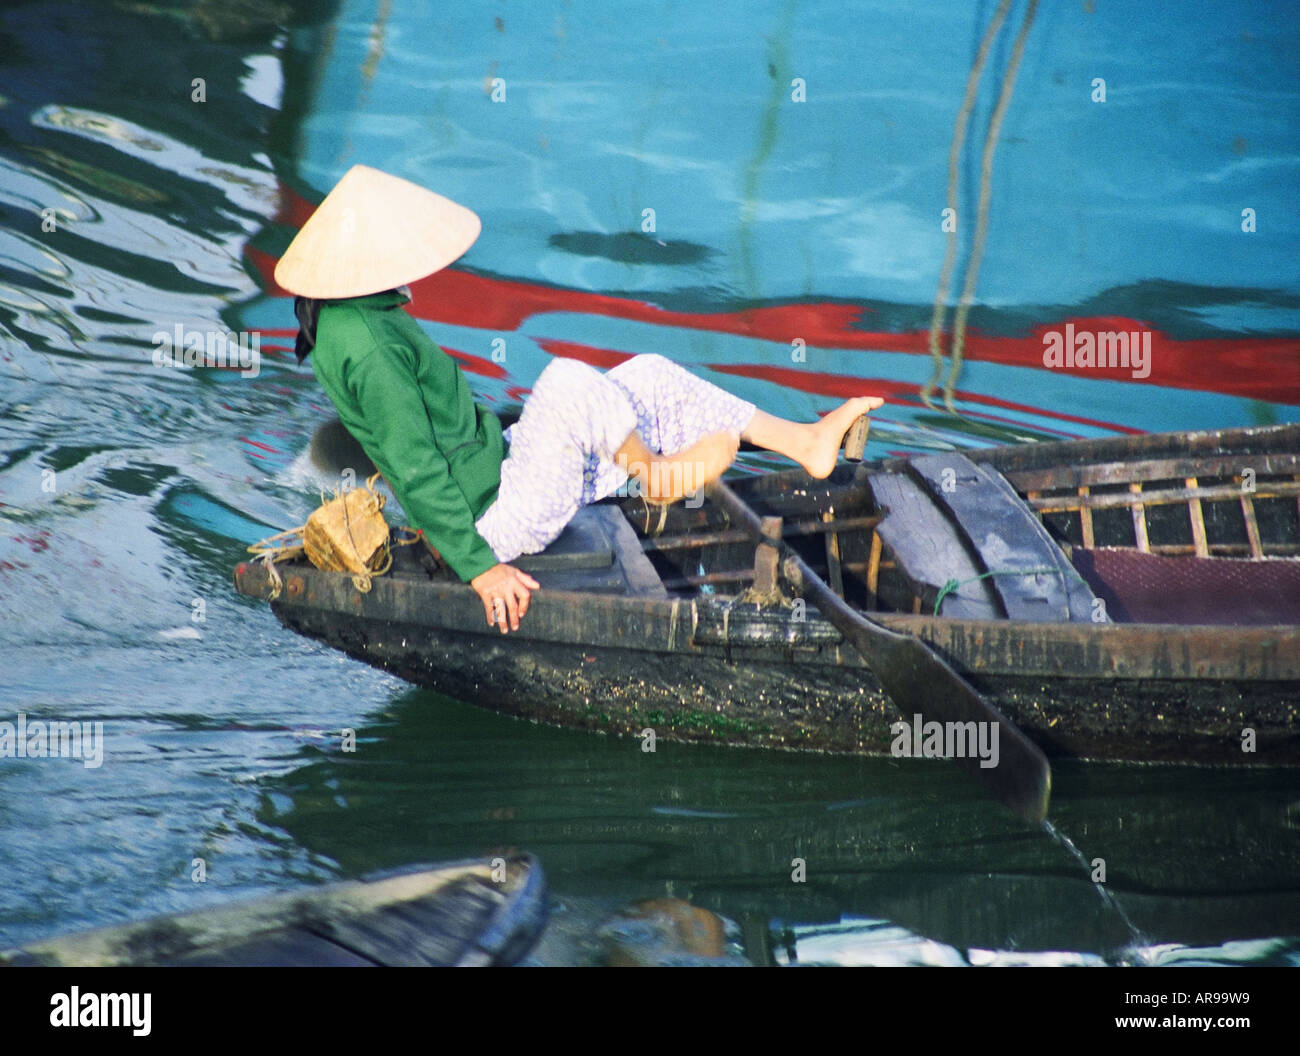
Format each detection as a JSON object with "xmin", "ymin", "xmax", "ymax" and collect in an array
[{"xmin": 0, "ymin": 1, "xmax": 1297, "ymax": 964}]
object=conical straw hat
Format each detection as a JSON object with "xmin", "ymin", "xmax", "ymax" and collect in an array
[{"xmin": 274, "ymin": 165, "xmax": 481, "ymax": 299}]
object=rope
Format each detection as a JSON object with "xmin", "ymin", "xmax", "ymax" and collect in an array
[
  {"xmin": 944, "ymin": 0, "xmax": 1039, "ymax": 412},
  {"xmin": 640, "ymin": 496, "xmax": 671, "ymax": 537},
  {"xmin": 342, "ymin": 475, "xmax": 381, "ymax": 592},
  {"xmin": 260, "ymin": 551, "xmax": 285, "ymax": 601},
  {"xmin": 924, "ymin": 0, "xmax": 1039, "ymax": 413},
  {"xmin": 247, "ymin": 526, "xmax": 304, "ymax": 601},
  {"xmin": 933, "ymin": 564, "xmax": 1060, "ymax": 616},
  {"xmin": 923, "ymin": 0, "xmax": 1013, "ymax": 410}
]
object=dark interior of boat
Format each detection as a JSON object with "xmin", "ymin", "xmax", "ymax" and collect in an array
[{"xmin": 379, "ymin": 423, "xmax": 1300, "ymax": 628}]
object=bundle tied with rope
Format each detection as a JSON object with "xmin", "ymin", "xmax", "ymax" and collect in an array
[{"xmin": 248, "ymin": 472, "xmax": 418, "ymax": 599}]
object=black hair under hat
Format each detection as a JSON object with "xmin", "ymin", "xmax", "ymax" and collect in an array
[{"xmin": 293, "ymin": 296, "xmax": 322, "ymax": 364}]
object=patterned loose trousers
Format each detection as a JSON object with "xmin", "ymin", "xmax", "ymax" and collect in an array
[{"xmin": 475, "ymin": 354, "xmax": 756, "ymax": 563}]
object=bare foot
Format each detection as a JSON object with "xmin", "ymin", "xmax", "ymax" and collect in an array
[
  {"xmin": 800, "ymin": 397, "xmax": 885, "ymax": 478},
  {"xmin": 646, "ymin": 430, "xmax": 740, "ymax": 502}
]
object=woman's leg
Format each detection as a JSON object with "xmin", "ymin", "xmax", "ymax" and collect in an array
[
  {"xmin": 474, "ymin": 358, "xmax": 637, "ymax": 562},
  {"xmin": 477, "ymin": 354, "xmax": 884, "ymax": 562},
  {"xmin": 613, "ymin": 428, "xmax": 739, "ymax": 504},
  {"xmin": 742, "ymin": 401, "xmax": 883, "ymax": 479},
  {"xmin": 607, "ymin": 353, "xmax": 883, "ymax": 479},
  {"xmin": 606, "ymin": 353, "xmax": 755, "ymax": 453}
]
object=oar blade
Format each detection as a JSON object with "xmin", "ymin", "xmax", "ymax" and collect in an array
[
  {"xmin": 706, "ymin": 479, "xmax": 1052, "ymax": 823},
  {"xmin": 866, "ymin": 631, "xmax": 1052, "ymax": 823}
]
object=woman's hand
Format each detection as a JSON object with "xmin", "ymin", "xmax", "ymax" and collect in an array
[{"xmin": 470, "ymin": 563, "xmax": 540, "ymax": 634}]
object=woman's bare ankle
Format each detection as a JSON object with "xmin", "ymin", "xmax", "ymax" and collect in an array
[{"xmin": 800, "ymin": 397, "xmax": 883, "ymax": 478}]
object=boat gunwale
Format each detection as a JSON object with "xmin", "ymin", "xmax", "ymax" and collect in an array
[
  {"xmin": 234, "ymin": 560, "xmax": 1300, "ymax": 682},
  {"xmin": 973, "ymin": 422, "xmax": 1300, "ymax": 475}
]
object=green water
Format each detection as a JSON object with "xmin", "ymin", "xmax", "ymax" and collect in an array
[{"xmin": 0, "ymin": 1, "xmax": 1296, "ymax": 965}]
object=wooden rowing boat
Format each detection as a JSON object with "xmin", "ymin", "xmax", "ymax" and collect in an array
[
  {"xmin": 2, "ymin": 856, "xmax": 546, "ymax": 967},
  {"xmin": 233, "ymin": 423, "xmax": 1300, "ymax": 766}
]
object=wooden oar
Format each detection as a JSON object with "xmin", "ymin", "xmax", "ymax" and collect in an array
[{"xmin": 706, "ymin": 477, "xmax": 1051, "ymax": 823}]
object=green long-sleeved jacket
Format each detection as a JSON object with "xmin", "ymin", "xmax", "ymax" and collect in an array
[{"xmin": 309, "ymin": 289, "xmax": 504, "ymax": 581}]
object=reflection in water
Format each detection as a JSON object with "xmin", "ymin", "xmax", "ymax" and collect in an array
[
  {"xmin": 258, "ymin": 688, "xmax": 1300, "ymax": 965},
  {"xmin": 548, "ymin": 231, "xmax": 713, "ymax": 267}
]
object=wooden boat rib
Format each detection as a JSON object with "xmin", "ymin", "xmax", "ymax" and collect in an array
[{"xmin": 234, "ymin": 423, "xmax": 1300, "ymax": 766}]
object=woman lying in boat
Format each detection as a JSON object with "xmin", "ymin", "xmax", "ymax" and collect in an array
[{"xmin": 276, "ymin": 166, "xmax": 884, "ymax": 634}]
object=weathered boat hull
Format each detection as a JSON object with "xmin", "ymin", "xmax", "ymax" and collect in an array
[
  {"xmin": 234, "ymin": 423, "xmax": 1300, "ymax": 767},
  {"xmin": 234, "ymin": 560, "xmax": 1300, "ymax": 766},
  {"xmin": 3, "ymin": 856, "xmax": 546, "ymax": 967}
]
